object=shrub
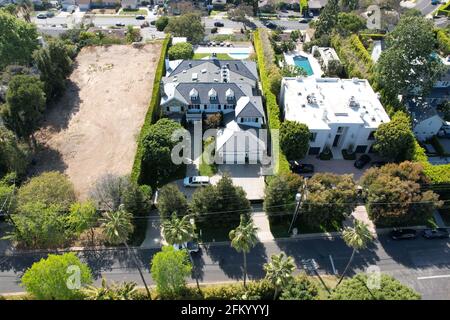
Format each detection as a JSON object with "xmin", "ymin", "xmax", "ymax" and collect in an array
[
  {"xmin": 155, "ymin": 16, "xmax": 169, "ymax": 31},
  {"xmin": 330, "ymin": 273, "xmax": 421, "ymax": 300},
  {"xmin": 319, "ymin": 146, "xmax": 333, "ymax": 160},
  {"xmin": 168, "ymin": 42, "xmax": 194, "ymax": 60},
  {"xmin": 436, "ymin": 29, "xmax": 450, "ymax": 56},
  {"xmin": 280, "ymin": 274, "xmax": 319, "ymax": 300},
  {"xmin": 21, "ymin": 253, "xmax": 92, "ymax": 300}
]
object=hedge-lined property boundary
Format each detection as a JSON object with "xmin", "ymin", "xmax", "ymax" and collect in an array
[
  {"xmin": 331, "ymin": 34, "xmax": 374, "ymax": 81},
  {"xmin": 131, "ymin": 35, "xmax": 171, "ymax": 184},
  {"xmin": 300, "ymin": 0, "xmax": 308, "ymax": 15},
  {"xmin": 436, "ymin": 29, "xmax": 450, "ymax": 56},
  {"xmin": 254, "ymin": 29, "xmax": 290, "ymax": 175},
  {"xmin": 413, "ymin": 141, "xmax": 450, "ymax": 184}
]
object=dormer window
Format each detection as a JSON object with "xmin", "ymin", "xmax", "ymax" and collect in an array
[
  {"xmin": 225, "ymin": 88, "xmax": 234, "ymax": 100},
  {"xmin": 189, "ymin": 88, "xmax": 199, "ymax": 100},
  {"xmin": 208, "ymin": 88, "xmax": 217, "ymax": 100}
]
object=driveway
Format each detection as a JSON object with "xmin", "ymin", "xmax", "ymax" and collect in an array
[
  {"xmin": 301, "ymin": 155, "xmax": 380, "ymax": 181},
  {"xmin": 210, "ymin": 164, "xmax": 266, "ymax": 201}
]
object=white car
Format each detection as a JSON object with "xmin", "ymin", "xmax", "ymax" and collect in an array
[{"xmin": 183, "ymin": 176, "xmax": 210, "ymax": 187}]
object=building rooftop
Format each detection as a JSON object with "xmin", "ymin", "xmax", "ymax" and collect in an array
[{"xmin": 282, "ymin": 77, "xmax": 390, "ymax": 130}]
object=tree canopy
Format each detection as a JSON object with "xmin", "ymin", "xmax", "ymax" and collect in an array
[
  {"xmin": 280, "ymin": 121, "xmax": 310, "ymax": 160},
  {"xmin": 33, "ymin": 38, "xmax": 73, "ymax": 101},
  {"xmin": 21, "ymin": 253, "xmax": 93, "ymax": 300},
  {"xmin": 360, "ymin": 161, "xmax": 441, "ymax": 226},
  {"xmin": 314, "ymin": 0, "xmax": 340, "ymax": 38},
  {"xmin": 140, "ymin": 118, "xmax": 185, "ymax": 187},
  {"xmin": 0, "ymin": 75, "xmax": 46, "ymax": 143},
  {"xmin": 374, "ymin": 111, "xmax": 416, "ymax": 162},
  {"xmin": 0, "ymin": 10, "xmax": 38, "ymax": 69},
  {"xmin": 376, "ymin": 15, "xmax": 445, "ymax": 97},
  {"xmin": 165, "ymin": 13, "xmax": 205, "ymax": 44},
  {"xmin": 0, "ymin": 127, "xmax": 29, "ymax": 178},
  {"xmin": 150, "ymin": 245, "xmax": 192, "ymax": 298},
  {"xmin": 157, "ymin": 183, "xmax": 188, "ymax": 219},
  {"xmin": 190, "ymin": 174, "xmax": 251, "ymax": 231},
  {"xmin": 168, "ymin": 42, "xmax": 194, "ymax": 60},
  {"xmin": 300, "ymin": 173, "xmax": 357, "ymax": 228}
]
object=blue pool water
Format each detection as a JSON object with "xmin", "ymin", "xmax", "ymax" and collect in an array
[
  {"xmin": 228, "ymin": 52, "xmax": 250, "ymax": 59},
  {"xmin": 293, "ymin": 55, "xmax": 314, "ymax": 76}
]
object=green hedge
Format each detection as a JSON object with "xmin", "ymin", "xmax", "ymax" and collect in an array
[
  {"xmin": 359, "ymin": 33, "xmax": 386, "ymax": 41},
  {"xmin": 131, "ymin": 35, "xmax": 171, "ymax": 184},
  {"xmin": 413, "ymin": 140, "xmax": 450, "ymax": 184},
  {"xmin": 438, "ymin": 1, "xmax": 450, "ymax": 16},
  {"xmin": 300, "ymin": 0, "xmax": 308, "ymax": 14},
  {"xmin": 254, "ymin": 29, "xmax": 290, "ymax": 175},
  {"xmin": 436, "ymin": 29, "xmax": 450, "ymax": 56}
]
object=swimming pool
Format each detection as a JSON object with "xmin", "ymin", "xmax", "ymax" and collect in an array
[
  {"xmin": 293, "ymin": 55, "xmax": 314, "ymax": 76},
  {"xmin": 228, "ymin": 52, "xmax": 250, "ymax": 59}
]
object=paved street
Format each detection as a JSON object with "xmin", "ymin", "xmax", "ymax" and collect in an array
[
  {"xmin": 0, "ymin": 234, "xmax": 449, "ymax": 299},
  {"xmin": 414, "ymin": 0, "xmax": 441, "ymax": 16}
]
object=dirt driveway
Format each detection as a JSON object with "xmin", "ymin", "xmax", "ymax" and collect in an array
[{"xmin": 32, "ymin": 44, "xmax": 162, "ymax": 199}]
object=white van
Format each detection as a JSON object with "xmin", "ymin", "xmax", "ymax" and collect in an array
[{"xmin": 183, "ymin": 176, "xmax": 210, "ymax": 187}]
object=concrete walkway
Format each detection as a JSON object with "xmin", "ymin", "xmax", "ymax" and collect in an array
[
  {"xmin": 343, "ymin": 205, "xmax": 376, "ymax": 235},
  {"xmin": 140, "ymin": 213, "xmax": 162, "ymax": 248},
  {"xmin": 252, "ymin": 211, "xmax": 274, "ymax": 241}
]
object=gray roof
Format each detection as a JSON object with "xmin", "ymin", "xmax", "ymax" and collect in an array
[
  {"xmin": 174, "ymin": 82, "xmax": 245, "ymax": 105},
  {"xmin": 165, "ymin": 59, "xmax": 258, "ymax": 84},
  {"xmin": 235, "ymin": 97, "xmax": 265, "ymax": 118},
  {"xmin": 408, "ymin": 99, "xmax": 439, "ymax": 123}
]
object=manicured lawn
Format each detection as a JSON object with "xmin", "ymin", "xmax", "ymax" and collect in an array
[
  {"xmin": 118, "ymin": 8, "xmax": 148, "ymax": 15},
  {"xmin": 268, "ymin": 216, "xmax": 342, "ymax": 238},
  {"xmin": 198, "ymin": 137, "xmax": 217, "ymax": 177},
  {"xmin": 193, "ymin": 53, "xmax": 234, "ymax": 60}
]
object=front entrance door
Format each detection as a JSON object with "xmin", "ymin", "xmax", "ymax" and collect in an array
[{"xmin": 332, "ymin": 134, "xmax": 341, "ymax": 147}]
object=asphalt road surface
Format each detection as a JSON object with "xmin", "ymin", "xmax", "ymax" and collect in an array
[{"xmin": 0, "ymin": 234, "xmax": 449, "ymax": 299}]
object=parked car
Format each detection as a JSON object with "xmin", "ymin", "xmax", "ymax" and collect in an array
[
  {"xmin": 390, "ymin": 228, "xmax": 417, "ymax": 240},
  {"xmin": 288, "ymin": 160, "xmax": 315, "ymax": 174},
  {"xmin": 354, "ymin": 154, "xmax": 372, "ymax": 169},
  {"xmin": 264, "ymin": 21, "xmax": 277, "ymax": 29},
  {"xmin": 431, "ymin": 0, "xmax": 440, "ymax": 5},
  {"xmin": 115, "ymin": 22, "xmax": 125, "ymax": 27},
  {"xmin": 173, "ymin": 241, "xmax": 200, "ymax": 253},
  {"xmin": 371, "ymin": 161, "xmax": 387, "ymax": 168},
  {"xmin": 36, "ymin": 13, "xmax": 47, "ymax": 19},
  {"xmin": 183, "ymin": 176, "xmax": 210, "ymax": 187},
  {"xmin": 135, "ymin": 15, "xmax": 146, "ymax": 20},
  {"xmin": 299, "ymin": 18, "xmax": 310, "ymax": 23},
  {"xmin": 214, "ymin": 21, "xmax": 224, "ymax": 27},
  {"xmin": 422, "ymin": 228, "xmax": 449, "ymax": 239}
]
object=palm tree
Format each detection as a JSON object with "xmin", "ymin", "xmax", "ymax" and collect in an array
[
  {"xmin": 162, "ymin": 212, "xmax": 200, "ymax": 291},
  {"xmin": 263, "ymin": 252, "xmax": 296, "ymax": 300},
  {"xmin": 336, "ymin": 219, "xmax": 373, "ymax": 288},
  {"xmin": 101, "ymin": 208, "xmax": 152, "ymax": 299},
  {"xmin": 229, "ymin": 214, "xmax": 258, "ymax": 288}
]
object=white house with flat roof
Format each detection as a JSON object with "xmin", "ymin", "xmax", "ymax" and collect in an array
[{"xmin": 280, "ymin": 77, "xmax": 390, "ymax": 156}]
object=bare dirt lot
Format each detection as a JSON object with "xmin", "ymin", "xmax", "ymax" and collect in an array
[{"xmin": 32, "ymin": 44, "xmax": 162, "ymax": 199}]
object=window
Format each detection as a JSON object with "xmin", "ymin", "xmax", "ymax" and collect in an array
[
  {"xmin": 355, "ymin": 145, "xmax": 367, "ymax": 153},
  {"xmin": 367, "ymin": 131, "xmax": 375, "ymax": 141},
  {"xmin": 337, "ymin": 126, "xmax": 344, "ymax": 134},
  {"xmin": 310, "ymin": 132, "xmax": 317, "ymax": 142},
  {"xmin": 166, "ymin": 107, "xmax": 170, "ymax": 112}
]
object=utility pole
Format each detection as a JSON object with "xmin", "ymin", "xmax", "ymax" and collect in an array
[{"xmin": 288, "ymin": 179, "xmax": 307, "ymax": 235}]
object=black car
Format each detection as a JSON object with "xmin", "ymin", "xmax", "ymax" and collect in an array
[
  {"xmin": 371, "ymin": 161, "xmax": 387, "ymax": 168},
  {"xmin": 214, "ymin": 21, "xmax": 224, "ymax": 27},
  {"xmin": 354, "ymin": 154, "xmax": 372, "ymax": 169},
  {"xmin": 422, "ymin": 228, "xmax": 449, "ymax": 239},
  {"xmin": 299, "ymin": 18, "xmax": 310, "ymax": 23},
  {"xmin": 135, "ymin": 15, "xmax": 146, "ymax": 20},
  {"xmin": 289, "ymin": 160, "xmax": 314, "ymax": 174},
  {"xmin": 265, "ymin": 21, "xmax": 277, "ymax": 29},
  {"xmin": 390, "ymin": 228, "xmax": 417, "ymax": 240},
  {"xmin": 115, "ymin": 23, "xmax": 125, "ymax": 27}
]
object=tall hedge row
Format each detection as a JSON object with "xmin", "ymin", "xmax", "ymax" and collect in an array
[
  {"xmin": 254, "ymin": 29, "xmax": 290, "ymax": 175},
  {"xmin": 131, "ymin": 35, "xmax": 171, "ymax": 184},
  {"xmin": 438, "ymin": 1, "xmax": 450, "ymax": 16},
  {"xmin": 436, "ymin": 29, "xmax": 450, "ymax": 56}
]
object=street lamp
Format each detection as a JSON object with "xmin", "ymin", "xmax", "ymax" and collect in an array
[{"xmin": 288, "ymin": 192, "xmax": 302, "ymax": 236}]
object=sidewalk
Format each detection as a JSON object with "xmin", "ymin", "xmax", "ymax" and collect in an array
[{"xmin": 252, "ymin": 211, "xmax": 274, "ymax": 241}]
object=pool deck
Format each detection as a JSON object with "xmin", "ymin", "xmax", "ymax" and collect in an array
[{"xmin": 284, "ymin": 51, "xmax": 323, "ymax": 77}]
